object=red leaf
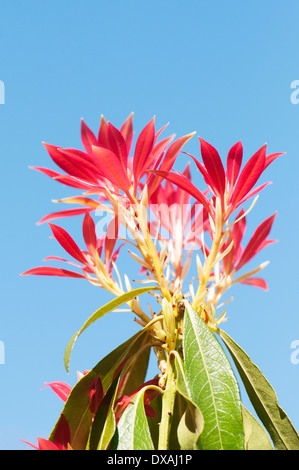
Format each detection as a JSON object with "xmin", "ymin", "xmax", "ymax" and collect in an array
[
  {"xmin": 161, "ymin": 132, "xmax": 195, "ymax": 173},
  {"xmin": 43, "ymin": 256, "xmax": 83, "ymax": 268},
  {"xmin": 109, "ymin": 243, "xmax": 125, "ymax": 274},
  {"xmin": 141, "ymin": 135, "xmax": 175, "ymax": 186},
  {"xmin": 120, "ymin": 113, "xmax": 134, "ymax": 156},
  {"xmin": 31, "ymin": 166, "xmax": 98, "ymax": 190},
  {"xmin": 29, "ymin": 166, "xmax": 62, "ymax": 179},
  {"xmin": 37, "ymin": 438, "xmax": 61, "ymax": 450},
  {"xmin": 81, "ymin": 119, "xmax": 98, "ymax": 154},
  {"xmin": 53, "ymin": 414, "xmax": 71, "ymax": 449},
  {"xmin": 151, "ymin": 135, "xmax": 175, "ymax": 162},
  {"xmin": 96, "ymin": 236, "xmax": 105, "ymax": 258},
  {"xmin": 43, "ymin": 144, "xmax": 97, "ymax": 182},
  {"xmin": 233, "ymin": 182, "xmax": 271, "ymax": 211},
  {"xmin": 187, "ymin": 153, "xmax": 218, "ymax": 194},
  {"xmin": 97, "ymin": 115, "xmax": 109, "ymax": 148},
  {"xmin": 37, "ymin": 207, "xmax": 94, "ymax": 225},
  {"xmin": 42, "ymin": 381, "xmax": 72, "ymax": 402},
  {"xmin": 150, "ymin": 170, "xmax": 213, "ymax": 215},
  {"xmin": 89, "ymin": 375, "xmax": 104, "ymax": 415},
  {"xmin": 257, "ymin": 238, "xmax": 277, "ymax": 251},
  {"xmin": 230, "ymin": 144, "xmax": 266, "ymax": 207},
  {"xmin": 264, "ymin": 152, "xmax": 285, "ymax": 170},
  {"xmin": 21, "ymin": 267, "xmax": 87, "ymax": 279},
  {"xmin": 236, "ymin": 213, "xmax": 276, "ymax": 270},
  {"xmin": 198, "ymin": 137, "xmax": 226, "ymax": 198},
  {"xmin": 133, "ymin": 117, "xmax": 155, "ymax": 185},
  {"xmin": 59, "ymin": 148, "xmax": 100, "ymax": 174},
  {"xmin": 177, "ymin": 163, "xmax": 193, "ymax": 208},
  {"xmin": 91, "ymin": 146, "xmax": 131, "ymax": 194},
  {"xmin": 226, "ymin": 141, "xmax": 243, "ymax": 191},
  {"xmin": 232, "ymin": 209, "xmax": 246, "ymax": 250},
  {"xmin": 144, "ymin": 404, "xmax": 158, "ymax": 419},
  {"xmin": 49, "ymin": 223, "xmax": 87, "ymax": 265},
  {"xmin": 53, "ymin": 174, "xmax": 99, "ymax": 190},
  {"xmin": 239, "ymin": 277, "xmax": 268, "ymax": 290},
  {"xmin": 148, "ymin": 132, "xmax": 195, "ymax": 196},
  {"xmin": 105, "ymin": 216, "xmax": 119, "ymax": 265},
  {"xmin": 83, "ymin": 212, "xmax": 97, "ymax": 257},
  {"xmin": 107, "ymin": 122, "xmax": 128, "ymax": 171},
  {"xmin": 153, "ymin": 122, "xmax": 169, "ymax": 143},
  {"xmin": 223, "ymin": 208, "xmax": 246, "ymax": 271}
]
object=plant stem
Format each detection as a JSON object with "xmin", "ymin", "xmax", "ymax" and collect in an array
[
  {"xmin": 193, "ymin": 214, "xmax": 224, "ymax": 311},
  {"xmin": 158, "ymin": 357, "xmax": 177, "ymax": 450}
]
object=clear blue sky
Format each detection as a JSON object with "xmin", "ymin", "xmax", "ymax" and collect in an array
[{"xmin": 1, "ymin": 0, "xmax": 299, "ymax": 449}]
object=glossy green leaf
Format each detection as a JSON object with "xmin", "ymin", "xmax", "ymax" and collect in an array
[
  {"xmin": 117, "ymin": 345, "xmax": 150, "ymax": 399},
  {"xmin": 116, "ymin": 386, "xmax": 161, "ymax": 450},
  {"xmin": 64, "ymin": 286, "xmax": 157, "ymax": 372},
  {"xmin": 183, "ymin": 301, "xmax": 244, "ymax": 450},
  {"xmin": 49, "ymin": 329, "xmax": 150, "ymax": 450},
  {"xmin": 242, "ymin": 405, "xmax": 273, "ymax": 450},
  {"xmin": 218, "ymin": 328, "xmax": 299, "ymax": 450}
]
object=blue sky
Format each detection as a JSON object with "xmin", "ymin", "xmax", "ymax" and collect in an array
[{"xmin": 1, "ymin": 0, "xmax": 299, "ymax": 449}]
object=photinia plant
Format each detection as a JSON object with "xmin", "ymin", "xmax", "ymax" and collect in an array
[{"xmin": 22, "ymin": 113, "xmax": 299, "ymax": 450}]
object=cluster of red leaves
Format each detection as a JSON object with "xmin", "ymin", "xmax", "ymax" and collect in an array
[
  {"xmin": 22, "ymin": 212, "xmax": 121, "ymax": 283},
  {"xmin": 155, "ymin": 137, "xmax": 283, "ymax": 220},
  {"xmin": 23, "ymin": 115, "xmax": 281, "ymax": 289},
  {"xmin": 32, "ymin": 114, "xmax": 195, "ymax": 224}
]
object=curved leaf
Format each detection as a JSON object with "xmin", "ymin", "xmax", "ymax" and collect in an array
[
  {"xmin": 172, "ymin": 351, "xmax": 191, "ymax": 402},
  {"xmin": 183, "ymin": 301, "xmax": 244, "ymax": 450},
  {"xmin": 230, "ymin": 144, "xmax": 266, "ymax": 207},
  {"xmin": 177, "ymin": 401, "xmax": 204, "ymax": 450},
  {"xmin": 117, "ymin": 345, "xmax": 150, "ymax": 399},
  {"xmin": 242, "ymin": 405, "xmax": 273, "ymax": 450},
  {"xmin": 116, "ymin": 385, "xmax": 161, "ymax": 450},
  {"xmin": 198, "ymin": 137, "xmax": 226, "ymax": 198},
  {"xmin": 64, "ymin": 286, "xmax": 157, "ymax": 372},
  {"xmin": 218, "ymin": 328, "xmax": 299, "ymax": 450}
]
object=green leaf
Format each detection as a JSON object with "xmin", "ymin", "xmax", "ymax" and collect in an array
[
  {"xmin": 183, "ymin": 301, "xmax": 244, "ymax": 450},
  {"xmin": 177, "ymin": 401, "xmax": 204, "ymax": 450},
  {"xmin": 242, "ymin": 405, "xmax": 273, "ymax": 450},
  {"xmin": 117, "ymin": 345, "xmax": 150, "ymax": 399},
  {"xmin": 64, "ymin": 286, "xmax": 157, "ymax": 372},
  {"xmin": 172, "ymin": 351, "xmax": 191, "ymax": 401},
  {"xmin": 218, "ymin": 328, "xmax": 299, "ymax": 450},
  {"xmin": 116, "ymin": 386, "xmax": 161, "ymax": 450},
  {"xmin": 49, "ymin": 329, "xmax": 151, "ymax": 450}
]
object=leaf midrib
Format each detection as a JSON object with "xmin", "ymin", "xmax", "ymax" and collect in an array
[{"xmin": 187, "ymin": 312, "xmax": 224, "ymax": 449}]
